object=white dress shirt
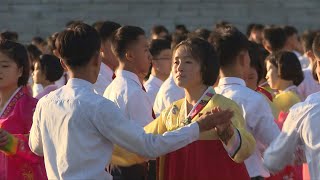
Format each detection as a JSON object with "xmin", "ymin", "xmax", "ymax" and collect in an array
[
  {"xmin": 29, "ymin": 78, "xmax": 200, "ymax": 180},
  {"xmin": 153, "ymin": 73, "xmax": 185, "ymax": 117},
  {"xmin": 94, "ymin": 62, "xmax": 114, "ymax": 96},
  {"xmin": 32, "ymin": 83, "xmax": 43, "ymax": 97},
  {"xmin": 298, "ymin": 54, "xmax": 310, "ymax": 69},
  {"xmin": 55, "ymin": 72, "xmax": 68, "ymax": 88},
  {"xmin": 264, "ymin": 92, "xmax": 320, "ymax": 180},
  {"xmin": 143, "ymin": 75, "xmax": 163, "ymax": 106},
  {"xmin": 103, "ymin": 70, "xmax": 153, "ymax": 127},
  {"xmin": 297, "ymin": 65, "xmax": 320, "ymax": 100},
  {"xmin": 215, "ymin": 77, "xmax": 280, "ymax": 178}
]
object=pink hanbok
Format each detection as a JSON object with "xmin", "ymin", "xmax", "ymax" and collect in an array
[{"xmin": 0, "ymin": 86, "xmax": 47, "ymax": 180}]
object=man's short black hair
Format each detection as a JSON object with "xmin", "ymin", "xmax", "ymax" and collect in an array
[
  {"xmin": 210, "ymin": 25, "xmax": 249, "ymax": 67},
  {"xmin": 151, "ymin": 25, "xmax": 168, "ymax": 36},
  {"xmin": 0, "ymin": 31, "xmax": 18, "ymax": 41},
  {"xmin": 56, "ymin": 22, "xmax": 101, "ymax": 68},
  {"xmin": 111, "ymin": 26, "xmax": 145, "ymax": 60},
  {"xmin": 92, "ymin": 21, "xmax": 121, "ymax": 42},
  {"xmin": 283, "ymin": 25, "xmax": 298, "ymax": 37},
  {"xmin": 149, "ymin": 39, "xmax": 171, "ymax": 57},
  {"xmin": 263, "ymin": 27, "xmax": 286, "ymax": 52}
]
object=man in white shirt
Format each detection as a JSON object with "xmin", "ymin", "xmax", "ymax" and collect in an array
[
  {"xmin": 92, "ymin": 21, "xmax": 120, "ymax": 95},
  {"xmin": 26, "ymin": 23, "xmax": 234, "ymax": 180},
  {"xmin": 153, "ymin": 73, "xmax": 185, "ymax": 117},
  {"xmin": 297, "ymin": 31, "xmax": 320, "ymax": 100},
  {"xmin": 212, "ymin": 25, "xmax": 280, "ymax": 179},
  {"xmin": 144, "ymin": 39, "xmax": 172, "ymax": 105},
  {"xmin": 103, "ymin": 26, "xmax": 159, "ymax": 179},
  {"xmin": 264, "ymin": 33, "xmax": 320, "ymax": 180},
  {"xmin": 104, "ymin": 26, "xmax": 154, "ymax": 127}
]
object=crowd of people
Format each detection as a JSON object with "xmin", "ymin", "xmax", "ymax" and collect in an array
[{"xmin": 0, "ymin": 19, "xmax": 320, "ymax": 180}]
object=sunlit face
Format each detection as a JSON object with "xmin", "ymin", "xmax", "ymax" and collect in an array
[
  {"xmin": 130, "ymin": 35, "xmax": 152, "ymax": 77},
  {"xmin": 0, "ymin": 52, "xmax": 22, "ymax": 89},
  {"xmin": 32, "ymin": 61, "xmax": 45, "ymax": 84},
  {"xmin": 265, "ymin": 61, "xmax": 280, "ymax": 90},
  {"xmin": 152, "ymin": 49, "xmax": 172, "ymax": 78},
  {"xmin": 315, "ymin": 55, "xmax": 320, "ymax": 83},
  {"xmin": 289, "ymin": 34, "xmax": 302, "ymax": 52},
  {"xmin": 246, "ymin": 66, "xmax": 258, "ymax": 90},
  {"xmin": 240, "ymin": 50, "xmax": 251, "ymax": 81},
  {"xmin": 172, "ymin": 46, "xmax": 202, "ymax": 89},
  {"xmin": 252, "ymin": 30, "xmax": 263, "ymax": 44}
]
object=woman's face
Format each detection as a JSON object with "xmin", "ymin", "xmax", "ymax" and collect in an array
[
  {"xmin": 32, "ymin": 61, "xmax": 45, "ymax": 84},
  {"xmin": 0, "ymin": 52, "xmax": 22, "ymax": 89},
  {"xmin": 265, "ymin": 61, "xmax": 280, "ymax": 90},
  {"xmin": 246, "ymin": 66, "xmax": 258, "ymax": 90},
  {"xmin": 172, "ymin": 46, "xmax": 202, "ymax": 89}
]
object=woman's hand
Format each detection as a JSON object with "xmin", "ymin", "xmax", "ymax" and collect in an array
[
  {"xmin": 197, "ymin": 107, "xmax": 234, "ymax": 133},
  {"xmin": 0, "ymin": 128, "xmax": 9, "ymax": 148}
]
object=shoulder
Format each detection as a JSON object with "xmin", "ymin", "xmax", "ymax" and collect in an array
[
  {"xmin": 274, "ymin": 91, "xmax": 300, "ymax": 103},
  {"xmin": 15, "ymin": 93, "xmax": 37, "ymax": 112},
  {"xmin": 160, "ymin": 98, "xmax": 184, "ymax": 117}
]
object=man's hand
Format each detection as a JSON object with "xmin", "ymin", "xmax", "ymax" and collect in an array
[
  {"xmin": 0, "ymin": 128, "xmax": 9, "ymax": 149},
  {"xmin": 197, "ymin": 107, "xmax": 234, "ymax": 133}
]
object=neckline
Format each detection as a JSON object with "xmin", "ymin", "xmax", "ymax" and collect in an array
[{"xmin": 0, "ymin": 87, "xmax": 22, "ymax": 117}]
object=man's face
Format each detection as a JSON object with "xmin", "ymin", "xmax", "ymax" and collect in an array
[{"xmin": 129, "ymin": 35, "xmax": 152, "ymax": 77}]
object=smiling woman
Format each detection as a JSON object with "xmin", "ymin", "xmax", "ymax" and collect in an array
[{"xmin": 0, "ymin": 40, "xmax": 47, "ymax": 180}]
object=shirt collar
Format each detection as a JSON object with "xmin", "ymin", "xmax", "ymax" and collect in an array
[
  {"xmin": 283, "ymin": 85, "xmax": 297, "ymax": 92},
  {"xmin": 116, "ymin": 70, "xmax": 142, "ymax": 87},
  {"xmin": 148, "ymin": 75, "xmax": 163, "ymax": 87},
  {"xmin": 67, "ymin": 78, "xmax": 94, "ymax": 90},
  {"xmin": 218, "ymin": 77, "xmax": 246, "ymax": 87},
  {"xmin": 43, "ymin": 84, "xmax": 58, "ymax": 91}
]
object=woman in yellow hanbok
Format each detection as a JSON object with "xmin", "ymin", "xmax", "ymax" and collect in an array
[
  {"xmin": 112, "ymin": 38, "xmax": 255, "ymax": 180},
  {"xmin": 265, "ymin": 51, "xmax": 304, "ymax": 180}
]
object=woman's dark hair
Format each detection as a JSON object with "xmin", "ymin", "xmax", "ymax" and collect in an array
[
  {"xmin": 38, "ymin": 54, "xmax": 64, "ymax": 82},
  {"xmin": 173, "ymin": 37, "xmax": 220, "ymax": 86},
  {"xmin": 312, "ymin": 62, "xmax": 318, "ymax": 82},
  {"xmin": 26, "ymin": 44, "xmax": 42, "ymax": 71},
  {"xmin": 47, "ymin": 32, "xmax": 59, "ymax": 53},
  {"xmin": 0, "ymin": 40, "xmax": 29, "ymax": 86},
  {"xmin": 248, "ymin": 42, "xmax": 269, "ymax": 84},
  {"xmin": 266, "ymin": 51, "xmax": 304, "ymax": 86}
]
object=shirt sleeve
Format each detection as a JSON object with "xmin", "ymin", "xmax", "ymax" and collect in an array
[
  {"xmin": 245, "ymin": 95, "xmax": 280, "ymax": 147},
  {"xmin": 126, "ymin": 91, "xmax": 154, "ymax": 126},
  {"xmin": 29, "ymin": 102, "xmax": 44, "ymax": 156},
  {"xmin": 263, "ymin": 104, "xmax": 306, "ymax": 173},
  {"xmin": 111, "ymin": 109, "xmax": 169, "ymax": 166},
  {"xmin": 93, "ymin": 100, "xmax": 199, "ymax": 161}
]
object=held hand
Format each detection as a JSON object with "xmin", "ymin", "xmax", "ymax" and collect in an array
[
  {"xmin": 215, "ymin": 122, "xmax": 234, "ymax": 145},
  {"xmin": 197, "ymin": 107, "xmax": 234, "ymax": 133},
  {"xmin": 0, "ymin": 128, "xmax": 9, "ymax": 148}
]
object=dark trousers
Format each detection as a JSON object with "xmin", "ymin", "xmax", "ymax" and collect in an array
[
  {"xmin": 251, "ymin": 176, "xmax": 264, "ymax": 180},
  {"xmin": 111, "ymin": 163, "xmax": 148, "ymax": 180}
]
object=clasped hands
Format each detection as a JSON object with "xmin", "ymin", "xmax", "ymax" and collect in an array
[{"xmin": 196, "ymin": 107, "xmax": 235, "ymax": 145}]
